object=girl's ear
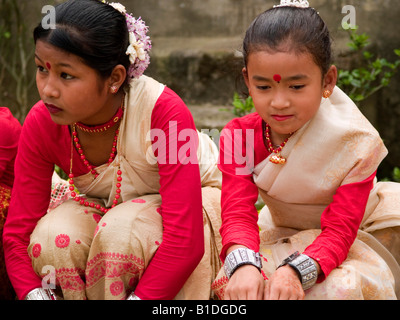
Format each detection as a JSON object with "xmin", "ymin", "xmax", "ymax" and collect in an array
[
  {"xmin": 242, "ymin": 67, "xmax": 253, "ymax": 97},
  {"xmin": 108, "ymin": 64, "xmax": 127, "ymax": 91},
  {"xmin": 242, "ymin": 67, "xmax": 250, "ymax": 91},
  {"xmin": 323, "ymin": 65, "xmax": 337, "ymax": 93}
]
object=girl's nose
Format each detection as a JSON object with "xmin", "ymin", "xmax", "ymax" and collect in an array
[
  {"xmin": 41, "ymin": 79, "xmax": 60, "ymax": 99},
  {"xmin": 270, "ymin": 91, "xmax": 290, "ymax": 109}
]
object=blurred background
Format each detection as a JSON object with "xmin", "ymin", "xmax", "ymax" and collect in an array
[{"xmin": 0, "ymin": 0, "xmax": 399, "ymax": 179}]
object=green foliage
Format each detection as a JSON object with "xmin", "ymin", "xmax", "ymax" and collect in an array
[
  {"xmin": 381, "ymin": 167, "xmax": 400, "ymax": 183},
  {"xmin": 394, "ymin": 167, "xmax": 400, "ymax": 182},
  {"xmin": 230, "ymin": 92, "xmax": 255, "ymax": 117},
  {"xmin": 55, "ymin": 165, "xmax": 69, "ymax": 181},
  {"xmin": 337, "ymin": 25, "xmax": 400, "ymax": 103}
]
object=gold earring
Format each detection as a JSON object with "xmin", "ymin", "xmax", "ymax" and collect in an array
[
  {"xmin": 323, "ymin": 90, "xmax": 332, "ymax": 98},
  {"xmin": 110, "ymin": 85, "xmax": 119, "ymax": 94}
]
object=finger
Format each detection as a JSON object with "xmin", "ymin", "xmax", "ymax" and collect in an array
[
  {"xmin": 225, "ymin": 291, "xmax": 239, "ymax": 300},
  {"xmin": 288, "ymin": 293, "xmax": 299, "ymax": 300},
  {"xmin": 263, "ymin": 281, "xmax": 269, "ymax": 300},
  {"xmin": 224, "ymin": 286, "xmax": 233, "ymax": 300},
  {"xmin": 257, "ymin": 282, "xmax": 264, "ymax": 300},
  {"xmin": 245, "ymin": 287, "xmax": 260, "ymax": 300},
  {"xmin": 267, "ymin": 283, "xmax": 281, "ymax": 300}
]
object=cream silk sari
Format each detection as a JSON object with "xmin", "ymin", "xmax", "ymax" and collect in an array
[
  {"xmin": 29, "ymin": 76, "xmax": 223, "ymax": 300},
  {"xmin": 212, "ymin": 87, "xmax": 400, "ymax": 300}
]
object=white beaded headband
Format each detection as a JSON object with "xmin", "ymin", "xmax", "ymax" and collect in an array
[{"xmin": 274, "ymin": 0, "xmax": 310, "ymax": 8}]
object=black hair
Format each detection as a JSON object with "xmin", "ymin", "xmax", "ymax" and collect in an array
[
  {"xmin": 34, "ymin": 0, "xmax": 130, "ymax": 86},
  {"xmin": 243, "ymin": 7, "xmax": 332, "ymax": 76}
]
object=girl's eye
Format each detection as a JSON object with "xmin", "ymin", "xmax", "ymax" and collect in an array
[
  {"xmin": 61, "ymin": 72, "xmax": 74, "ymax": 80},
  {"xmin": 256, "ymin": 85, "xmax": 271, "ymax": 91},
  {"xmin": 291, "ymin": 85, "xmax": 305, "ymax": 90},
  {"xmin": 37, "ymin": 66, "xmax": 47, "ymax": 73}
]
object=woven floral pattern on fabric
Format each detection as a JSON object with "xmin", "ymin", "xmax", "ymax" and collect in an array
[
  {"xmin": 85, "ymin": 252, "xmax": 145, "ymax": 289},
  {"xmin": 48, "ymin": 179, "xmax": 73, "ymax": 213},
  {"xmin": 0, "ymin": 184, "xmax": 11, "ymax": 220},
  {"xmin": 0, "ymin": 184, "xmax": 15, "ymax": 300}
]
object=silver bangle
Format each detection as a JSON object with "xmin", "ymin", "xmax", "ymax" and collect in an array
[
  {"xmin": 24, "ymin": 288, "xmax": 57, "ymax": 300},
  {"xmin": 224, "ymin": 248, "xmax": 263, "ymax": 279},
  {"xmin": 277, "ymin": 251, "xmax": 318, "ymax": 291},
  {"xmin": 126, "ymin": 292, "xmax": 141, "ymax": 300}
]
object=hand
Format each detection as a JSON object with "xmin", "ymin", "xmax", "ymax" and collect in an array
[
  {"xmin": 224, "ymin": 265, "xmax": 265, "ymax": 300},
  {"xmin": 264, "ymin": 265, "xmax": 305, "ymax": 300}
]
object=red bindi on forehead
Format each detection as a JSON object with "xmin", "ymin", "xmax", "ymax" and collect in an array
[
  {"xmin": 46, "ymin": 62, "xmax": 52, "ymax": 70},
  {"xmin": 273, "ymin": 74, "xmax": 282, "ymax": 83}
]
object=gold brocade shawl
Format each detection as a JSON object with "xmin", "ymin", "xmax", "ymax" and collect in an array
[{"xmin": 73, "ymin": 76, "xmax": 221, "ymax": 204}]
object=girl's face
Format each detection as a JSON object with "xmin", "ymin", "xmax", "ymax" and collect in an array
[
  {"xmin": 35, "ymin": 40, "xmax": 115, "ymax": 126},
  {"xmin": 244, "ymin": 49, "xmax": 336, "ymax": 138}
]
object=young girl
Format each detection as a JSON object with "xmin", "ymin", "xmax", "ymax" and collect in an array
[
  {"xmin": 3, "ymin": 0, "xmax": 222, "ymax": 300},
  {"xmin": 0, "ymin": 107, "xmax": 21, "ymax": 300},
  {"xmin": 212, "ymin": 0, "xmax": 400, "ymax": 300}
]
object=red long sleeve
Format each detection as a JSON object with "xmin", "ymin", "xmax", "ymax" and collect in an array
[
  {"xmin": 3, "ymin": 103, "xmax": 75, "ymax": 299},
  {"xmin": 4, "ymin": 87, "xmax": 204, "ymax": 300},
  {"xmin": 0, "ymin": 107, "xmax": 22, "ymax": 188},
  {"xmin": 218, "ymin": 113, "xmax": 267, "ymax": 260},
  {"xmin": 218, "ymin": 113, "xmax": 375, "ymax": 281},
  {"xmin": 303, "ymin": 172, "xmax": 375, "ymax": 281}
]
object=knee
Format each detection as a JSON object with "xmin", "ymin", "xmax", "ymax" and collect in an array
[
  {"xmin": 28, "ymin": 207, "xmax": 96, "ymax": 271},
  {"xmin": 90, "ymin": 201, "xmax": 163, "ymax": 266}
]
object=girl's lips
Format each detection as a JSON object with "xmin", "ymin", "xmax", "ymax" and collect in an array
[
  {"xmin": 45, "ymin": 103, "xmax": 62, "ymax": 114},
  {"xmin": 272, "ymin": 115, "xmax": 293, "ymax": 122}
]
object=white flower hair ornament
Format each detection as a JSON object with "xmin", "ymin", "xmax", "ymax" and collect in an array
[
  {"xmin": 274, "ymin": 0, "xmax": 310, "ymax": 8},
  {"xmin": 105, "ymin": 1, "xmax": 152, "ymax": 81}
]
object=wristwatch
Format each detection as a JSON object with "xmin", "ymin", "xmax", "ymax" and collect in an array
[
  {"xmin": 277, "ymin": 251, "xmax": 318, "ymax": 291},
  {"xmin": 24, "ymin": 288, "xmax": 57, "ymax": 300},
  {"xmin": 224, "ymin": 248, "xmax": 263, "ymax": 279}
]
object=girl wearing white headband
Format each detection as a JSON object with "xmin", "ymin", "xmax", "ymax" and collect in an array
[
  {"xmin": 4, "ymin": 0, "xmax": 222, "ymax": 300},
  {"xmin": 213, "ymin": 0, "xmax": 400, "ymax": 300}
]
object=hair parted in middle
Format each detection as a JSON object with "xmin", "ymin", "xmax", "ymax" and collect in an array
[{"xmin": 242, "ymin": 6, "xmax": 332, "ymax": 77}]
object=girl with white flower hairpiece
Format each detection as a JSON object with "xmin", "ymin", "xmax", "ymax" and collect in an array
[
  {"xmin": 4, "ymin": 0, "xmax": 222, "ymax": 300},
  {"xmin": 212, "ymin": 0, "xmax": 400, "ymax": 300}
]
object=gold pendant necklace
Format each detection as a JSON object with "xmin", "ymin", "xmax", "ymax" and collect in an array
[{"xmin": 265, "ymin": 124, "xmax": 290, "ymax": 165}]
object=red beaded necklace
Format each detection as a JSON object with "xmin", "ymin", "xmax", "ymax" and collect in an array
[
  {"xmin": 75, "ymin": 106, "xmax": 124, "ymax": 133},
  {"xmin": 264, "ymin": 124, "xmax": 291, "ymax": 165},
  {"xmin": 72, "ymin": 126, "xmax": 119, "ymax": 179},
  {"xmin": 68, "ymin": 105, "xmax": 125, "ymax": 214}
]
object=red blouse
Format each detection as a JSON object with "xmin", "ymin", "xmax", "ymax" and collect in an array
[
  {"xmin": 0, "ymin": 107, "xmax": 22, "ymax": 189},
  {"xmin": 218, "ymin": 112, "xmax": 375, "ymax": 281},
  {"xmin": 3, "ymin": 87, "xmax": 204, "ymax": 300}
]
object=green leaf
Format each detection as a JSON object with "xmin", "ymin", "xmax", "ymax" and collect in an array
[
  {"xmin": 363, "ymin": 51, "xmax": 374, "ymax": 60},
  {"xmin": 351, "ymin": 79, "xmax": 362, "ymax": 88},
  {"xmin": 381, "ymin": 78, "xmax": 390, "ymax": 86},
  {"xmin": 354, "ymin": 94, "xmax": 365, "ymax": 102}
]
